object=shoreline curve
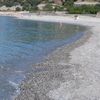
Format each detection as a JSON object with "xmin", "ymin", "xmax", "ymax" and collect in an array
[{"xmin": 1, "ymin": 12, "xmax": 99, "ymax": 100}]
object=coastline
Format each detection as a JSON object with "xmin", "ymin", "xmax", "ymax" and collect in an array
[
  {"xmin": 15, "ymin": 13, "xmax": 100, "ymax": 100},
  {"xmin": 15, "ymin": 30, "xmax": 92, "ymax": 100},
  {"xmin": 0, "ymin": 12, "xmax": 100, "ymax": 26},
  {"xmin": 1, "ymin": 12, "xmax": 100, "ymax": 100}
]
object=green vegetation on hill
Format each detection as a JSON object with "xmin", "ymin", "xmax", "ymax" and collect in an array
[
  {"xmin": 0, "ymin": 0, "xmax": 100, "ymax": 14},
  {"xmin": 0, "ymin": 0, "xmax": 42, "ymax": 11},
  {"xmin": 67, "ymin": 4, "xmax": 100, "ymax": 14}
]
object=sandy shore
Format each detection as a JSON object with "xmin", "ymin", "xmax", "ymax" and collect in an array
[{"xmin": 1, "ymin": 12, "xmax": 100, "ymax": 100}]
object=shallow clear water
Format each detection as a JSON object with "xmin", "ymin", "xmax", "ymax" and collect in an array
[{"xmin": 0, "ymin": 16, "xmax": 86, "ymax": 100}]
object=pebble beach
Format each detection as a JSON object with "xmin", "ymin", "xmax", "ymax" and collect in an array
[{"xmin": 1, "ymin": 12, "xmax": 100, "ymax": 100}]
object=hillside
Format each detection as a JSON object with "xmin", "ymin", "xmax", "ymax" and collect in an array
[
  {"xmin": 0, "ymin": 0, "xmax": 100, "ymax": 14},
  {"xmin": 0, "ymin": 0, "xmax": 99, "ymax": 7}
]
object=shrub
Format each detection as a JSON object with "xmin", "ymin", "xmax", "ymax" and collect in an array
[
  {"xmin": 67, "ymin": 5, "xmax": 100, "ymax": 14},
  {"xmin": 16, "ymin": 7, "xmax": 21, "ymax": 11},
  {"xmin": 43, "ymin": 4, "xmax": 54, "ymax": 11},
  {"xmin": 55, "ymin": 6, "xmax": 65, "ymax": 11},
  {"xmin": 64, "ymin": 0, "xmax": 74, "ymax": 6}
]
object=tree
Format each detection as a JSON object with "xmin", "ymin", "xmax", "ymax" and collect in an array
[
  {"xmin": 64, "ymin": 0, "xmax": 74, "ymax": 6},
  {"xmin": 16, "ymin": 7, "xmax": 21, "ymax": 11}
]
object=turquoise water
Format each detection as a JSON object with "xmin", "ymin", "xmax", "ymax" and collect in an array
[{"xmin": 0, "ymin": 16, "xmax": 86, "ymax": 100}]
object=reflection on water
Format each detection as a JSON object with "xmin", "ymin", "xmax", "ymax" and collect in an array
[{"xmin": 0, "ymin": 16, "xmax": 86, "ymax": 100}]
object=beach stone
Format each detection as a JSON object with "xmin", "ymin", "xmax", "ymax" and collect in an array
[
  {"xmin": 96, "ymin": 12, "xmax": 100, "ymax": 17},
  {"xmin": 15, "ymin": 16, "xmax": 100, "ymax": 100}
]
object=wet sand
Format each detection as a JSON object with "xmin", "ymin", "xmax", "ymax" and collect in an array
[{"xmin": 1, "ymin": 12, "xmax": 100, "ymax": 100}]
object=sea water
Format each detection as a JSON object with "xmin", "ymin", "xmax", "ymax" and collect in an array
[{"xmin": 0, "ymin": 16, "xmax": 86, "ymax": 100}]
